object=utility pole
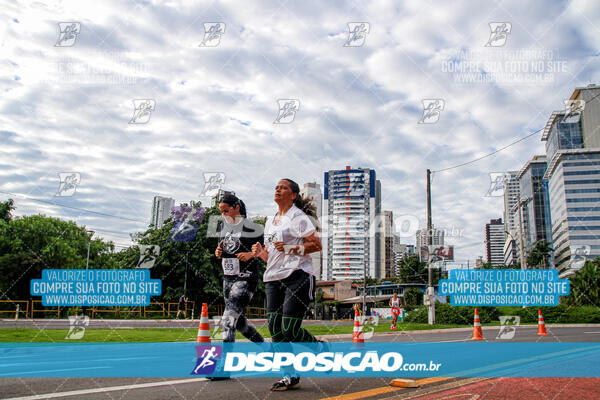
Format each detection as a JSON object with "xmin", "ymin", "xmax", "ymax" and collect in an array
[
  {"xmin": 426, "ymin": 169, "xmax": 435, "ymax": 325},
  {"xmin": 85, "ymin": 230, "xmax": 95, "ymax": 270}
]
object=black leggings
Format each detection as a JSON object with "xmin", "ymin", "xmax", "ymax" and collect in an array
[
  {"xmin": 222, "ymin": 279, "xmax": 264, "ymax": 343},
  {"xmin": 265, "ymin": 269, "xmax": 317, "ymax": 343}
]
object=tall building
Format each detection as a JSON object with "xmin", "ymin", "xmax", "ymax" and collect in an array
[
  {"xmin": 300, "ymin": 182, "xmax": 323, "ymax": 280},
  {"xmin": 322, "ymin": 166, "xmax": 382, "ymax": 281},
  {"xmin": 485, "ymin": 218, "xmax": 505, "ymax": 265},
  {"xmin": 151, "ymin": 196, "xmax": 175, "ymax": 229},
  {"xmin": 381, "ymin": 211, "xmax": 394, "ymax": 279},
  {"xmin": 415, "ymin": 227, "xmax": 444, "ymax": 261},
  {"xmin": 542, "ymin": 84, "xmax": 600, "ymax": 277},
  {"xmin": 503, "ymin": 171, "xmax": 520, "ymax": 266},
  {"xmin": 517, "ymin": 155, "xmax": 551, "ymax": 264}
]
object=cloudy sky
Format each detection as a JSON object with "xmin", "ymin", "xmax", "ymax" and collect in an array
[{"xmin": 1, "ymin": 0, "xmax": 599, "ymax": 265}]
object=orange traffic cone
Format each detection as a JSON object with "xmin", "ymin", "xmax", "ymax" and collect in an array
[
  {"xmin": 352, "ymin": 308, "xmax": 364, "ymax": 344},
  {"xmin": 471, "ymin": 308, "xmax": 484, "ymax": 340},
  {"xmin": 537, "ymin": 309, "xmax": 549, "ymax": 336},
  {"xmin": 196, "ymin": 303, "xmax": 211, "ymax": 343}
]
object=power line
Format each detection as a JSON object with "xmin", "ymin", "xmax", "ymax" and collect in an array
[
  {"xmin": 0, "ymin": 189, "xmax": 148, "ymax": 224},
  {"xmin": 433, "ymin": 128, "xmax": 542, "ymax": 173},
  {"xmin": 433, "ymin": 90, "xmax": 600, "ymax": 173}
]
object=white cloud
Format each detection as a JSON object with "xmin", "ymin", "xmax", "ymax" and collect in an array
[{"xmin": 1, "ymin": 0, "xmax": 599, "ymax": 266}]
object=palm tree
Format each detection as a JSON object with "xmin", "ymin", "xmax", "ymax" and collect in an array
[
  {"xmin": 527, "ymin": 241, "xmax": 553, "ymax": 268},
  {"xmin": 566, "ymin": 259, "xmax": 600, "ymax": 306}
]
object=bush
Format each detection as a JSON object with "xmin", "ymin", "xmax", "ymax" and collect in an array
[
  {"xmin": 403, "ymin": 287, "xmax": 423, "ymax": 306},
  {"xmin": 404, "ymin": 303, "xmax": 600, "ymax": 324}
]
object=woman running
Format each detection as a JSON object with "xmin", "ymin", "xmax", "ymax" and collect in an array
[
  {"xmin": 215, "ymin": 193, "xmax": 265, "ymax": 344},
  {"xmin": 389, "ymin": 292, "xmax": 402, "ymax": 330},
  {"xmin": 252, "ymin": 178, "xmax": 322, "ymax": 391}
]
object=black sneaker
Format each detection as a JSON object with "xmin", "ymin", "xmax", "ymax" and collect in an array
[
  {"xmin": 270, "ymin": 376, "xmax": 300, "ymax": 391},
  {"xmin": 207, "ymin": 376, "xmax": 230, "ymax": 381}
]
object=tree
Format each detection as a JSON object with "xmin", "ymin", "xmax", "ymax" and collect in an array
[
  {"xmin": 527, "ymin": 241, "xmax": 553, "ymax": 268},
  {"xmin": 565, "ymin": 258, "xmax": 600, "ymax": 306},
  {"xmin": 0, "ymin": 213, "xmax": 116, "ymax": 300},
  {"xmin": 0, "ymin": 199, "xmax": 15, "ymax": 222},
  {"xmin": 395, "ymin": 255, "xmax": 442, "ymax": 284},
  {"xmin": 403, "ymin": 287, "xmax": 423, "ymax": 305}
]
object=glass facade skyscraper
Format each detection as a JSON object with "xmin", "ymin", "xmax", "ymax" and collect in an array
[{"xmin": 542, "ymin": 84, "xmax": 600, "ymax": 277}]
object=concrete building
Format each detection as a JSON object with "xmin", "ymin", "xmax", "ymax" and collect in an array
[
  {"xmin": 485, "ymin": 218, "xmax": 505, "ymax": 265},
  {"xmin": 542, "ymin": 84, "xmax": 600, "ymax": 277},
  {"xmin": 382, "ymin": 211, "xmax": 394, "ymax": 279},
  {"xmin": 322, "ymin": 166, "xmax": 382, "ymax": 281},
  {"xmin": 300, "ymin": 182, "xmax": 323, "ymax": 279},
  {"xmin": 416, "ymin": 227, "xmax": 444, "ymax": 262},
  {"xmin": 503, "ymin": 171, "xmax": 520, "ymax": 264},
  {"xmin": 517, "ymin": 156, "xmax": 551, "ymax": 263},
  {"xmin": 151, "ymin": 196, "xmax": 175, "ymax": 229}
]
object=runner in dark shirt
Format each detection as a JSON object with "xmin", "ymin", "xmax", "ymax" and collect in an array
[{"xmin": 215, "ymin": 193, "xmax": 265, "ymax": 343}]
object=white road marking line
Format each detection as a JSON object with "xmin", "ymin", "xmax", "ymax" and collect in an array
[
  {"xmin": 584, "ymin": 332, "xmax": 600, "ymax": 333},
  {"xmin": 4, "ymin": 378, "xmax": 209, "ymax": 400}
]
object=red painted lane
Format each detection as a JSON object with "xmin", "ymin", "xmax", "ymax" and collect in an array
[{"xmin": 411, "ymin": 378, "xmax": 600, "ymax": 400}]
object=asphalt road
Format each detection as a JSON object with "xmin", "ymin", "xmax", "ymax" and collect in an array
[{"xmin": 1, "ymin": 325, "xmax": 599, "ymax": 399}]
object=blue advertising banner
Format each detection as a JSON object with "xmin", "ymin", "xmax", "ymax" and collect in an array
[
  {"xmin": 439, "ymin": 269, "xmax": 570, "ymax": 306},
  {"xmin": 1, "ymin": 342, "xmax": 598, "ymax": 378},
  {"xmin": 30, "ymin": 269, "xmax": 162, "ymax": 306}
]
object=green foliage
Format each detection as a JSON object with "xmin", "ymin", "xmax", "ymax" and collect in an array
[
  {"xmin": 0, "ymin": 199, "xmax": 15, "ymax": 222},
  {"xmin": 526, "ymin": 241, "xmax": 553, "ymax": 268},
  {"xmin": 405, "ymin": 303, "xmax": 600, "ymax": 324},
  {"xmin": 403, "ymin": 287, "xmax": 423, "ymax": 306},
  {"xmin": 395, "ymin": 255, "xmax": 442, "ymax": 284},
  {"xmin": 565, "ymin": 258, "xmax": 600, "ymax": 306},
  {"xmin": 0, "ymin": 213, "xmax": 116, "ymax": 300},
  {"xmin": 404, "ymin": 302, "xmax": 500, "ymax": 324}
]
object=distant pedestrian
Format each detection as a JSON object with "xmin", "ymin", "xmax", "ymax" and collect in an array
[{"xmin": 176, "ymin": 294, "xmax": 188, "ymax": 319}]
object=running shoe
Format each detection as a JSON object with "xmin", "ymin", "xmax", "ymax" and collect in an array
[{"xmin": 270, "ymin": 376, "xmax": 300, "ymax": 391}]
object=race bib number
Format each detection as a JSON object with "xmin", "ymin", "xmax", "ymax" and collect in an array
[
  {"xmin": 391, "ymin": 307, "xmax": 400, "ymax": 316},
  {"xmin": 222, "ymin": 258, "xmax": 240, "ymax": 276}
]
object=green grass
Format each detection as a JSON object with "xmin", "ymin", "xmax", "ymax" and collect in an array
[{"xmin": 0, "ymin": 323, "xmax": 471, "ymax": 342}]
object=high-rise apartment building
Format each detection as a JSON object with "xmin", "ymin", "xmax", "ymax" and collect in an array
[
  {"xmin": 322, "ymin": 166, "xmax": 382, "ymax": 281},
  {"xmin": 382, "ymin": 211, "xmax": 394, "ymax": 279},
  {"xmin": 517, "ymin": 155, "xmax": 551, "ymax": 263},
  {"xmin": 542, "ymin": 84, "xmax": 600, "ymax": 277},
  {"xmin": 300, "ymin": 182, "xmax": 323, "ymax": 280},
  {"xmin": 485, "ymin": 218, "xmax": 506, "ymax": 265},
  {"xmin": 503, "ymin": 171, "xmax": 521, "ymax": 266},
  {"xmin": 415, "ymin": 227, "xmax": 444, "ymax": 261},
  {"xmin": 151, "ymin": 196, "xmax": 175, "ymax": 229}
]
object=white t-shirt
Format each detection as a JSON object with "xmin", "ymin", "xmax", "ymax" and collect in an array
[{"xmin": 263, "ymin": 205, "xmax": 316, "ymax": 282}]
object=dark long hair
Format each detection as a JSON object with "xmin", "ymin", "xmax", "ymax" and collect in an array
[
  {"xmin": 220, "ymin": 193, "xmax": 247, "ymax": 218},
  {"xmin": 282, "ymin": 178, "xmax": 317, "ymax": 221}
]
